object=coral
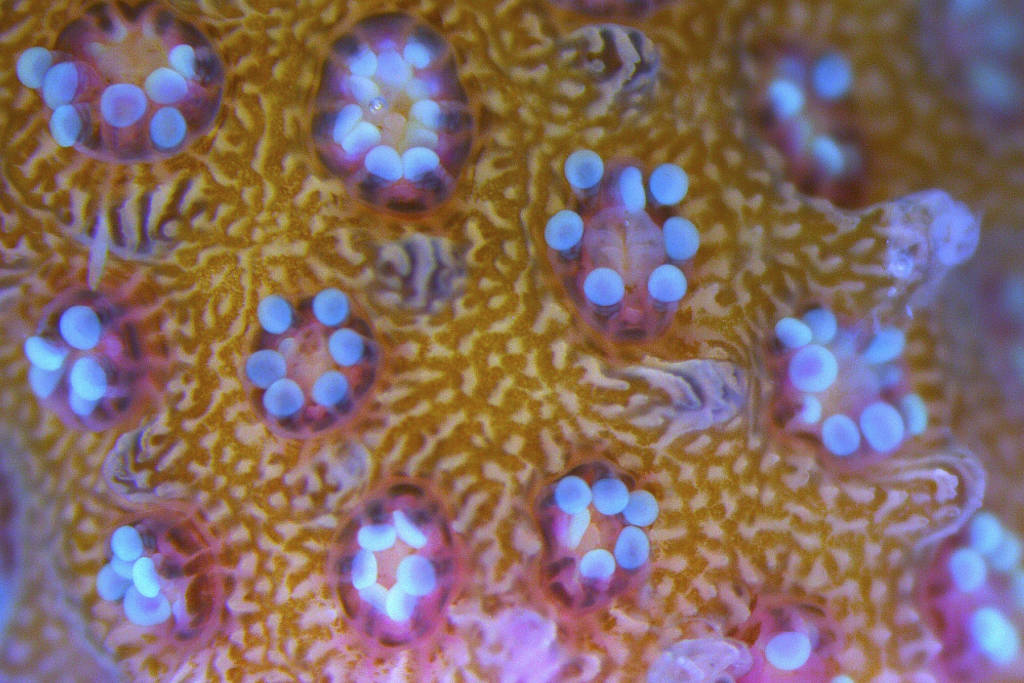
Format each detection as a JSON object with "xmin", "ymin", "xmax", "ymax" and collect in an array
[
  {"xmin": 0, "ymin": 460, "xmax": 20, "ymax": 640},
  {"xmin": 16, "ymin": 1, "xmax": 223, "ymax": 161},
  {"xmin": 544, "ymin": 149, "xmax": 698, "ymax": 342},
  {"xmin": 919, "ymin": 0, "xmax": 1024, "ymax": 126},
  {"xmin": 769, "ymin": 305, "xmax": 929, "ymax": 470},
  {"xmin": 312, "ymin": 12, "xmax": 474, "ymax": 214},
  {"xmin": 548, "ymin": 0, "xmax": 674, "ymax": 17},
  {"xmin": 243, "ymin": 289, "xmax": 379, "ymax": 439},
  {"xmin": 94, "ymin": 505, "xmax": 228, "ymax": 667},
  {"xmin": 326, "ymin": 479, "xmax": 463, "ymax": 648},
  {"xmin": 916, "ymin": 511, "xmax": 1024, "ymax": 681},
  {"xmin": 647, "ymin": 634, "xmax": 752, "ymax": 683},
  {"xmin": 0, "ymin": 0, "xmax": 1021, "ymax": 681},
  {"xmin": 533, "ymin": 460, "xmax": 659, "ymax": 611},
  {"xmin": 742, "ymin": 40, "xmax": 866, "ymax": 207},
  {"xmin": 555, "ymin": 24, "xmax": 660, "ymax": 118},
  {"xmin": 22, "ymin": 286, "xmax": 164, "ymax": 431},
  {"xmin": 372, "ymin": 233, "xmax": 467, "ymax": 314},
  {"xmin": 733, "ymin": 595, "xmax": 845, "ymax": 680}
]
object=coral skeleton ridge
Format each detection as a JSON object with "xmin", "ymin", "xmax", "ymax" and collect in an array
[{"xmin": 1, "ymin": 0, "xmax": 1023, "ymax": 681}]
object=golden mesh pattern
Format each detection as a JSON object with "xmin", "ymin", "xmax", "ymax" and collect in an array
[{"xmin": 0, "ymin": 0, "xmax": 1015, "ymax": 680}]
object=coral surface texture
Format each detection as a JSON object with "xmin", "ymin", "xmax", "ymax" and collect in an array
[{"xmin": 2, "ymin": 0, "xmax": 1024, "ymax": 681}]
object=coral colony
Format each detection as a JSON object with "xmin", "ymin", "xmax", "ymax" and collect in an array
[{"xmin": 1, "ymin": 0, "xmax": 1022, "ymax": 680}]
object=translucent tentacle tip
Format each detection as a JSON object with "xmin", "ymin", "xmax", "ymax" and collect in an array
[
  {"xmin": 917, "ymin": 510, "xmax": 1024, "ymax": 681},
  {"xmin": 17, "ymin": 3, "xmax": 223, "ymax": 162},
  {"xmin": 244, "ymin": 289, "xmax": 379, "ymax": 439},
  {"xmin": 327, "ymin": 480, "xmax": 463, "ymax": 648},
  {"xmin": 24, "ymin": 289, "xmax": 157, "ymax": 431},
  {"xmin": 313, "ymin": 12, "xmax": 474, "ymax": 214},
  {"xmin": 534, "ymin": 461, "xmax": 659, "ymax": 612},
  {"xmin": 545, "ymin": 149, "xmax": 700, "ymax": 342},
  {"xmin": 771, "ymin": 306, "xmax": 927, "ymax": 468},
  {"xmin": 95, "ymin": 507, "xmax": 226, "ymax": 654}
]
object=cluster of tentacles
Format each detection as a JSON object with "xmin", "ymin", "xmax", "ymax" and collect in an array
[{"xmin": 1, "ymin": 0, "xmax": 1024, "ymax": 681}]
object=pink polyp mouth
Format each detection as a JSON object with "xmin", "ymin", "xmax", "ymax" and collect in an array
[
  {"xmin": 242, "ymin": 289, "xmax": 379, "ymax": 440},
  {"xmin": 327, "ymin": 480, "xmax": 464, "ymax": 648},
  {"xmin": 312, "ymin": 13, "xmax": 474, "ymax": 215},
  {"xmin": 25, "ymin": 288, "xmax": 157, "ymax": 432},
  {"xmin": 21, "ymin": 1, "xmax": 223, "ymax": 162},
  {"xmin": 546, "ymin": 157, "xmax": 698, "ymax": 343}
]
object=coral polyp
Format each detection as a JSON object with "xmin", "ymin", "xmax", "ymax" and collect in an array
[
  {"xmin": 327, "ymin": 480, "xmax": 463, "ymax": 648},
  {"xmin": 769, "ymin": 307, "xmax": 927, "ymax": 469},
  {"xmin": 917, "ymin": 511, "xmax": 1024, "ymax": 681},
  {"xmin": 544, "ymin": 149, "xmax": 698, "ymax": 342},
  {"xmin": 93, "ymin": 505, "xmax": 228, "ymax": 667},
  {"xmin": 16, "ymin": 1, "xmax": 223, "ymax": 162},
  {"xmin": 744, "ymin": 41, "xmax": 865, "ymax": 207},
  {"xmin": 733, "ymin": 596, "xmax": 845, "ymax": 681},
  {"xmin": 312, "ymin": 12, "xmax": 474, "ymax": 214},
  {"xmin": 919, "ymin": 0, "xmax": 1024, "ymax": 126},
  {"xmin": 534, "ymin": 461, "xmax": 659, "ymax": 611},
  {"xmin": 243, "ymin": 289, "xmax": 379, "ymax": 439},
  {"xmin": 23, "ymin": 287, "xmax": 161, "ymax": 431}
]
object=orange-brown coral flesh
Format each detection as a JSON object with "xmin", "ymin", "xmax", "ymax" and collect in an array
[{"xmin": 0, "ymin": 0, "xmax": 1021, "ymax": 681}]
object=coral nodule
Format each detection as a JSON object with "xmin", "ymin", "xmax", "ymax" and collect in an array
[
  {"xmin": 326, "ymin": 480, "xmax": 464, "ymax": 649},
  {"xmin": 544, "ymin": 149, "xmax": 698, "ymax": 342},
  {"xmin": 243, "ymin": 289, "xmax": 379, "ymax": 439},
  {"xmin": 16, "ymin": 1, "xmax": 223, "ymax": 162},
  {"xmin": 0, "ymin": 0, "xmax": 1020, "ymax": 681},
  {"xmin": 312, "ymin": 12, "xmax": 474, "ymax": 214}
]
